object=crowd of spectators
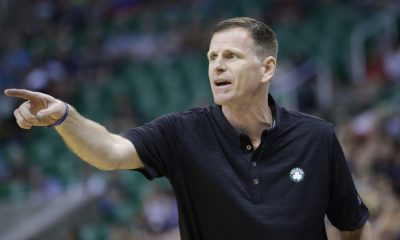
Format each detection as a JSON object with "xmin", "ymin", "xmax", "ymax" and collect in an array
[{"xmin": 0, "ymin": 0, "xmax": 399, "ymax": 239}]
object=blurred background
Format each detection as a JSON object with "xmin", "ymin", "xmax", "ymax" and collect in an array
[{"xmin": 0, "ymin": 0, "xmax": 399, "ymax": 239}]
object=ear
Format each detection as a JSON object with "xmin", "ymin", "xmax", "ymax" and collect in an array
[{"xmin": 261, "ymin": 56, "xmax": 277, "ymax": 83}]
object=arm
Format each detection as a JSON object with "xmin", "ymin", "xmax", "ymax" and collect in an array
[
  {"xmin": 340, "ymin": 221, "xmax": 372, "ymax": 240},
  {"xmin": 4, "ymin": 89, "xmax": 143, "ymax": 170}
]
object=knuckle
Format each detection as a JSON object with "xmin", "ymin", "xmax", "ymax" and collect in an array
[
  {"xmin": 21, "ymin": 106, "xmax": 30, "ymax": 112},
  {"xmin": 15, "ymin": 113, "xmax": 20, "ymax": 121},
  {"xmin": 21, "ymin": 121, "xmax": 31, "ymax": 127},
  {"xmin": 17, "ymin": 121, "xmax": 24, "ymax": 128},
  {"xmin": 24, "ymin": 115, "xmax": 36, "ymax": 122},
  {"xmin": 21, "ymin": 125, "xmax": 30, "ymax": 130},
  {"xmin": 25, "ymin": 116, "xmax": 33, "ymax": 122}
]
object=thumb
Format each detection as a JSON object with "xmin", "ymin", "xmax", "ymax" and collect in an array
[{"xmin": 37, "ymin": 102, "xmax": 66, "ymax": 120}]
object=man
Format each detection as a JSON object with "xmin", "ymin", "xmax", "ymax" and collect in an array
[{"xmin": 5, "ymin": 17, "xmax": 370, "ymax": 239}]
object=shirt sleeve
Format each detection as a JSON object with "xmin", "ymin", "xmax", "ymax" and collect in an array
[
  {"xmin": 119, "ymin": 113, "xmax": 181, "ymax": 180},
  {"xmin": 326, "ymin": 131, "xmax": 369, "ymax": 231}
]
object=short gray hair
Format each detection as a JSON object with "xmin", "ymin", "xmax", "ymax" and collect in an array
[{"xmin": 212, "ymin": 17, "xmax": 278, "ymax": 59}]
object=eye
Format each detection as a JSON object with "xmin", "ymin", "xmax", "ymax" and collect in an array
[
  {"xmin": 225, "ymin": 52, "xmax": 236, "ymax": 59},
  {"xmin": 208, "ymin": 54, "xmax": 217, "ymax": 61}
]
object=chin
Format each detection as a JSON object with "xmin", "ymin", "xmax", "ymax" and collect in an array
[
  {"xmin": 213, "ymin": 97, "xmax": 232, "ymax": 106},
  {"xmin": 212, "ymin": 91, "xmax": 237, "ymax": 106}
]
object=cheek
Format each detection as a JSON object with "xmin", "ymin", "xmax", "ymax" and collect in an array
[
  {"xmin": 237, "ymin": 67, "xmax": 262, "ymax": 90},
  {"xmin": 248, "ymin": 62, "xmax": 263, "ymax": 76}
]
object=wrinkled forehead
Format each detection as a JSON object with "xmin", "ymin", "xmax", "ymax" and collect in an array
[{"xmin": 209, "ymin": 28, "xmax": 255, "ymax": 52}]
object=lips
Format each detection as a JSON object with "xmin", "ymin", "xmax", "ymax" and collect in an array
[{"xmin": 214, "ymin": 78, "xmax": 232, "ymax": 87}]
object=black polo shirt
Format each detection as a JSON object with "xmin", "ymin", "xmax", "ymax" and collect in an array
[{"xmin": 120, "ymin": 95, "xmax": 369, "ymax": 240}]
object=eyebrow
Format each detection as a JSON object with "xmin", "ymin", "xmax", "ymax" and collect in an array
[{"xmin": 207, "ymin": 48, "xmax": 244, "ymax": 58}]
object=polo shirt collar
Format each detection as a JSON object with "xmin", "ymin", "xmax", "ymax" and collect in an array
[{"xmin": 211, "ymin": 94, "xmax": 282, "ymax": 148}]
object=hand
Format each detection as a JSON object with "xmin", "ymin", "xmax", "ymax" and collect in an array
[{"xmin": 4, "ymin": 89, "xmax": 67, "ymax": 129}]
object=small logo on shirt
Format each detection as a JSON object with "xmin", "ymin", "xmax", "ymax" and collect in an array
[{"xmin": 290, "ymin": 167, "xmax": 305, "ymax": 182}]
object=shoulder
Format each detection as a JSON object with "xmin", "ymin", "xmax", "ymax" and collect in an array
[
  {"xmin": 177, "ymin": 105, "xmax": 214, "ymax": 121},
  {"xmin": 181, "ymin": 105, "xmax": 213, "ymax": 116},
  {"xmin": 282, "ymin": 108, "xmax": 334, "ymax": 135},
  {"xmin": 149, "ymin": 105, "xmax": 212, "ymax": 126},
  {"xmin": 278, "ymin": 109, "xmax": 339, "ymax": 157}
]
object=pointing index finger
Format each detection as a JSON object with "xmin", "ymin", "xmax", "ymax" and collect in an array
[{"xmin": 4, "ymin": 89, "xmax": 43, "ymax": 101}]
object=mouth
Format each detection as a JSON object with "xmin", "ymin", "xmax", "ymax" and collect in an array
[{"xmin": 214, "ymin": 79, "xmax": 232, "ymax": 87}]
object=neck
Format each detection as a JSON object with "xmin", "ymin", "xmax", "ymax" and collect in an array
[{"xmin": 222, "ymin": 95, "xmax": 273, "ymax": 148}]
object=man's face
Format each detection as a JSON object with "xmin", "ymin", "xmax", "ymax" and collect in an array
[{"xmin": 208, "ymin": 28, "xmax": 265, "ymax": 106}]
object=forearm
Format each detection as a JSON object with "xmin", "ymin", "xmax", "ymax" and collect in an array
[
  {"xmin": 4, "ymin": 89, "xmax": 141, "ymax": 170},
  {"xmin": 55, "ymin": 105, "xmax": 140, "ymax": 170}
]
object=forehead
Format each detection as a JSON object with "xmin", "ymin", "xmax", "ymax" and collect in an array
[{"xmin": 209, "ymin": 28, "xmax": 254, "ymax": 52}]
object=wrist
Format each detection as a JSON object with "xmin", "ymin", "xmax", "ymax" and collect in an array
[{"xmin": 46, "ymin": 102, "xmax": 69, "ymax": 128}]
